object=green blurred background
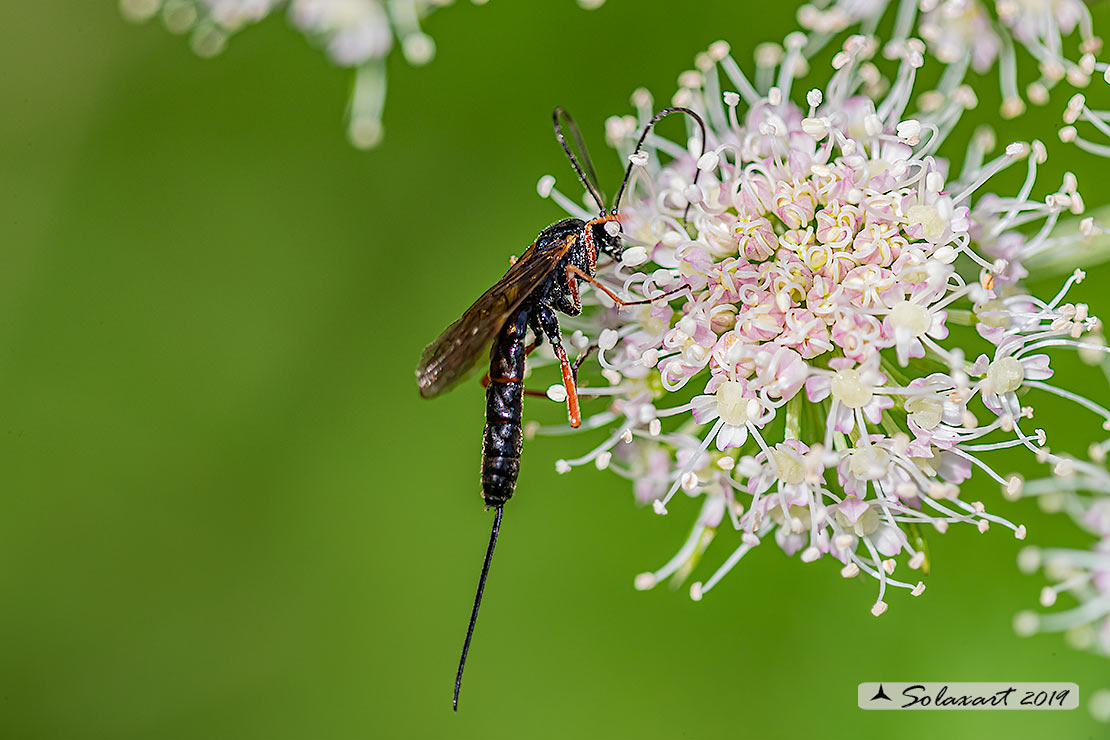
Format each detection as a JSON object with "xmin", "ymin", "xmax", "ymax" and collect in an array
[{"xmin": 2, "ymin": 1, "xmax": 1110, "ymax": 738}]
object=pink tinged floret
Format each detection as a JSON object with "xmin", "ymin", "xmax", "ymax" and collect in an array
[
  {"xmin": 650, "ymin": 241, "xmax": 680, "ymax": 269},
  {"xmin": 828, "ymin": 355, "xmax": 860, "ymax": 375},
  {"xmin": 785, "ymin": 148, "xmax": 815, "ymax": 178},
  {"xmin": 780, "ymin": 438, "xmax": 810, "ymax": 456},
  {"xmin": 832, "ymin": 96, "xmax": 875, "ymax": 134},
  {"xmin": 812, "ymin": 359, "xmax": 892, "ymax": 430},
  {"xmin": 753, "ymin": 346, "xmax": 808, "ymax": 401},
  {"xmin": 837, "ymin": 495, "xmax": 870, "ymax": 526},
  {"xmin": 903, "ymin": 193, "xmax": 967, "ymax": 245},
  {"xmin": 950, "ymin": 205, "xmax": 970, "ymax": 235},
  {"xmin": 709, "ymin": 257, "xmax": 757, "ymax": 301},
  {"xmin": 778, "ymin": 227, "xmax": 816, "ymax": 254},
  {"xmin": 862, "ymin": 394, "xmax": 894, "ymax": 424},
  {"xmin": 810, "ymin": 528, "xmax": 832, "ymax": 557},
  {"xmin": 649, "ymin": 299, "xmax": 675, "ymax": 324},
  {"xmin": 1022, "ymin": 353, "xmax": 1054, "ymax": 380},
  {"xmin": 659, "ymin": 311, "xmax": 717, "ymax": 388},
  {"xmin": 976, "ymin": 322, "xmax": 1008, "ymax": 346},
  {"xmin": 624, "ymin": 303, "xmax": 675, "ymax": 355},
  {"xmin": 872, "ymin": 525, "xmax": 908, "ymax": 557},
  {"xmin": 936, "ymin": 452, "xmax": 972, "ymax": 484},
  {"xmin": 805, "ymin": 373, "xmax": 831, "ymax": 403},
  {"xmin": 981, "ymin": 231, "xmax": 1030, "ymax": 286},
  {"xmin": 703, "ymin": 213, "xmax": 743, "ymax": 258},
  {"xmin": 774, "ymin": 177, "xmax": 819, "ymax": 229},
  {"xmin": 819, "ymin": 250, "xmax": 860, "ymax": 283},
  {"xmin": 701, "ymin": 373, "xmax": 736, "ymax": 395},
  {"xmin": 778, "ymin": 308, "xmax": 833, "ymax": 359},
  {"xmin": 758, "ymin": 259, "xmax": 812, "ymax": 310},
  {"xmin": 708, "ymin": 305, "xmax": 740, "ymax": 335},
  {"xmin": 842, "ymin": 265, "xmax": 903, "ymax": 308},
  {"xmin": 715, "ymin": 423, "xmax": 750, "ymax": 450},
  {"xmin": 733, "ymin": 214, "xmax": 779, "ymax": 261},
  {"xmin": 814, "ymin": 162, "xmax": 857, "ymax": 204},
  {"xmin": 746, "ymin": 440, "xmax": 812, "ymax": 497},
  {"xmin": 677, "ymin": 244, "xmax": 714, "ymax": 289},
  {"xmin": 710, "ymin": 331, "xmax": 757, "ymax": 379},
  {"xmin": 876, "ymin": 139, "xmax": 913, "ymax": 169},
  {"xmin": 831, "ymin": 401, "xmax": 857, "ymax": 433},
  {"xmin": 885, "ymin": 298, "xmax": 949, "ymax": 366},
  {"xmin": 866, "ymin": 168, "xmax": 899, "ymax": 194},
  {"xmin": 907, "ymin": 418, "xmax": 955, "ymax": 450},
  {"xmin": 633, "ymin": 448, "xmax": 671, "ymax": 504},
  {"xmin": 904, "ymin": 434, "xmax": 935, "ymax": 459},
  {"xmin": 735, "ymin": 290, "xmax": 786, "ymax": 342},
  {"xmin": 775, "ymin": 525, "xmax": 808, "ymax": 557},
  {"xmin": 737, "ymin": 172, "xmax": 774, "ymax": 214},
  {"xmin": 805, "ymin": 275, "xmax": 847, "ymax": 319},
  {"xmin": 815, "ymin": 200, "xmax": 862, "ymax": 248},
  {"xmin": 690, "ymin": 393, "xmax": 720, "ymax": 425},
  {"xmin": 664, "ymin": 312, "xmax": 717, "ymax": 353},
  {"xmin": 836, "ymin": 461, "xmax": 866, "ymax": 498},
  {"xmin": 663, "ymin": 358, "xmax": 710, "ymax": 388},
  {"xmin": 851, "ymin": 221, "xmax": 906, "ymax": 267},
  {"xmin": 862, "ymin": 192, "xmax": 900, "ymax": 222},
  {"xmin": 831, "ymin": 311, "xmax": 887, "ymax": 363},
  {"xmin": 694, "ymin": 377, "xmax": 758, "ymax": 450}
]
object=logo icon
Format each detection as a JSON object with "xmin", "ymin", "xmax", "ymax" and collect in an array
[{"xmin": 871, "ymin": 684, "xmax": 892, "ymax": 702}]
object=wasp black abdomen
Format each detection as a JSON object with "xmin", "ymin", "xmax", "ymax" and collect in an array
[{"xmin": 481, "ymin": 307, "xmax": 530, "ymax": 507}]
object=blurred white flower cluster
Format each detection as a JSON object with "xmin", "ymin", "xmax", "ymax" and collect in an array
[
  {"xmin": 797, "ymin": 0, "xmax": 1104, "ymax": 118},
  {"xmin": 534, "ymin": 29, "xmax": 1110, "ymax": 617},
  {"xmin": 119, "ymin": 0, "xmax": 486, "ymax": 148},
  {"xmin": 1016, "ymin": 458, "xmax": 1110, "ymax": 650}
]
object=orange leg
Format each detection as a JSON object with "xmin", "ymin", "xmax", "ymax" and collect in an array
[
  {"xmin": 532, "ymin": 305, "xmax": 583, "ymax": 429},
  {"xmin": 551, "ymin": 342, "xmax": 581, "ymax": 428},
  {"xmin": 566, "ymin": 265, "xmax": 686, "ymax": 308}
]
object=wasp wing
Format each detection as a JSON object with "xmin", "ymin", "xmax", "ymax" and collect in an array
[{"xmin": 416, "ymin": 231, "xmax": 578, "ymax": 398}]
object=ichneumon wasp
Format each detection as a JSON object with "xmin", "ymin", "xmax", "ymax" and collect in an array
[{"xmin": 416, "ymin": 105, "xmax": 706, "ymax": 710}]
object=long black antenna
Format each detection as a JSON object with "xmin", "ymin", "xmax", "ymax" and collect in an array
[
  {"xmin": 613, "ymin": 106, "xmax": 708, "ymax": 221},
  {"xmin": 453, "ymin": 504, "xmax": 504, "ymax": 711},
  {"xmin": 553, "ymin": 108, "xmax": 606, "ymax": 213}
]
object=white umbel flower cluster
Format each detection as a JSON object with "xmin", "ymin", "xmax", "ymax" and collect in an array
[{"xmin": 534, "ymin": 32, "xmax": 1109, "ymax": 615}]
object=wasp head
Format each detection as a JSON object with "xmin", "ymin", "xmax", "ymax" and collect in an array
[{"xmin": 589, "ymin": 212, "xmax": 625, "ymax": 258}]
